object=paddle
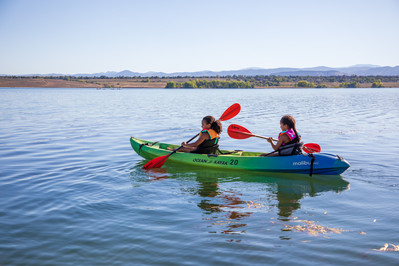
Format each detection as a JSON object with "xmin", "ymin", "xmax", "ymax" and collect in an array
[
  {"xmin": 142, "ymin": 103, "xmax": 241, "ymax": 169},
  {"xmin": 227, "ymin": 124, "xmax": 278, "ymax": 141},
  {"xmin": 301, "ymin": 143, "xmax": 321, "ymax": 154},
  {"xmin": 227, "ymin": 124, "xmax": 321, "ymax": 153}
]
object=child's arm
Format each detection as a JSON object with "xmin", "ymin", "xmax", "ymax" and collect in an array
[
  {"xmin": 267, "ymin": 135, "xmax": 289, "ymax": 151},
  {"xmin": 182, "ymin": 134, "xmax": 208, "ymax": 148}
]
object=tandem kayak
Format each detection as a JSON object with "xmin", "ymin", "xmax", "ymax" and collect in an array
[{"xmin": 130, "ymin": 137, "xmax": 350, "ymax": 175}]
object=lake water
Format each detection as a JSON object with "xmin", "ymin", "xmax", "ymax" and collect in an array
[{"xmin": 1, "ymin": 88, "xmax": 399, "ymax": 265}]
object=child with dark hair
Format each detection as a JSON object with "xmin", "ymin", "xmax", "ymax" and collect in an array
[
  {"xmin": 262, "ymin": 115, "xmax": 302, "ymax": 156},
  {"xmin": 177, "ymin": 115, "xmax": 222, "ymax": 154}
]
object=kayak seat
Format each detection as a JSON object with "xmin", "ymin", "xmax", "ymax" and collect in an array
[
  {"xmin": 217, "ymin": 149, "xmax": 243, "ymax": 155},
  {"xmin": 261, "ymin": 142, "xmax": 303, "ymax": 157}
]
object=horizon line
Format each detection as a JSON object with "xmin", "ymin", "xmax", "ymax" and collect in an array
[{"xmin": 2, "ymin": 64, "xmax": 399, "ymax": 76}]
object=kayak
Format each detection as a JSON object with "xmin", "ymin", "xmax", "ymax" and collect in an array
[{"xmin": 130, "ymin": 137, "xmax": 350, "ymax": 175}]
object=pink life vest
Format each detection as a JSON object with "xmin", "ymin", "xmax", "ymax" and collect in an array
[{"xmin": 278, "ymin": 129, "xmax": 297, "ymax": 146}]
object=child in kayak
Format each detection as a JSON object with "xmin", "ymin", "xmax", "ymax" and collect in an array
[
  {"xmin": 262, "ymin": 115, "xmax": 302, "ymax": 156},
  {"xmin": 176, "ymin": 115, "xmax": 222, "ymax": 154}
]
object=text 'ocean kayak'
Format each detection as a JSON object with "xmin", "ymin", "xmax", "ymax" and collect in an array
[{"xmin": 130, "ymin": 137, "xmax": 350, "ymax": 175}]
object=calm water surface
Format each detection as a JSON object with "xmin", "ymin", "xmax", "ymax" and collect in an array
[{"xmin": 1, "ymin": 88, "xmax": 398, "ymax": 265}]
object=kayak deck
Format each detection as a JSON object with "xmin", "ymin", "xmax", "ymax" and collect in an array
[{"xmin": 130, "ymin": 137, "xmax": 350, "ymax": 175}]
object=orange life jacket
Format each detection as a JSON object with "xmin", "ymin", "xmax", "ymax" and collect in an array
[
  {"xmin": 199, "ymin": 128, "xmax": 219, "ymax": 140},
  {"xmin": 195, "ymin": 129, "xmax": 220, "ymax": 154}
]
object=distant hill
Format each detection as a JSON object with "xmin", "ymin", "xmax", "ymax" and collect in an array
[
  {"xmin": 3, "ymin": 65, "xmax": 399, "ymax": 77},
  {"xmin": 80, "ymin": 65, "xmax": 399, "ymax": 77}
]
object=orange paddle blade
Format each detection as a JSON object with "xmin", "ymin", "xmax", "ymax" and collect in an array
[
  {"xmin": 142, "ymin": 155, "xmax": 170, "ymax": 169},
  {"xmin": 219, "ymin": 103, "xmax": 241, "ymax": 121},
  {"xmin": 302, "ymin": 143, "xmax": 321, "ymax": 153},
  {"xmin": 227, "ymin": 124, "xmax": 254, "ymax": 139}
]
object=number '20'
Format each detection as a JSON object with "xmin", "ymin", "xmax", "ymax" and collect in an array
[{"xmin": 230, "ymin": 159, "xmax": 238, "ymax": 165}]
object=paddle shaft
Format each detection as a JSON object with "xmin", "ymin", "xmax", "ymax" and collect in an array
[
  {"xmin": 227, "ymin": 124, "xmax": 321, "ymax": 155},
  {"xmin": 169, "ymin": 133, "xmax": 199, "ymax": 156},
  {"xmin": 232, "ymin": 130, "xmax": 278, "ymax": 141}
]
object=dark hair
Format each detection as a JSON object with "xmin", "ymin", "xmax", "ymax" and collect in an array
[
  {"xmin": 280, "ymin": 115, "xmax": 301, "ymax": 141},
  {"xmin": 203, "ymin": 115, "xmax": 222, "ymax": 134}
]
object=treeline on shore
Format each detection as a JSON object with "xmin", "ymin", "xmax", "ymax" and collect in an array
[
  {"xmin": 166, "ymin": 79, "xmax": 254, "ymax": 88},
  {"xmin": 295, "ymin": 79, "xmax": 384, "ymax": 88},
  {"xmin": 248, "ymin": 75, "xmax": 391, "ymax": 88},
  {"xmin": 165, "ymin": 75, "xmax": 392, "ymax": 88}
]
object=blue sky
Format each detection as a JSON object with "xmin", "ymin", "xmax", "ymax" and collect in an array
[{"xmin": 0, "ymin": 0, "xmax": 398, "ymax": 75}]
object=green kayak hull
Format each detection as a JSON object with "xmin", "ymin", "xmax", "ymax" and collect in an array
[{"xmin": 130, "ymin": 137, "xmax": 350, "ymax": 175}]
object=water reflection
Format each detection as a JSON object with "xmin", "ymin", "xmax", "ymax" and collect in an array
[
  {"xmin": 195, "ymin": 175, "xmax": 252, "ymax": 236},
  {"xmin": 276, "ymin": 188, "xmax": 302, "ymax": 221},
  {"xmin": 139, "ymin": 162, "xmax": 349, "ymax": 237},
  {"xmin": 195, "ymin": 169, "xmax": 349, "ymax": 237}
]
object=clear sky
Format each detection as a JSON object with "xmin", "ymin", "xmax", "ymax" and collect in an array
[{"xmin": 0, "ymin": 0, "xmax": 398, "ymax": 75}]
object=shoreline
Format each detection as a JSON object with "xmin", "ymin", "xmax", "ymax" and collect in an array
[{"xmin": 1, "ymin": 77, "xmax": 398, "ymax": 89}]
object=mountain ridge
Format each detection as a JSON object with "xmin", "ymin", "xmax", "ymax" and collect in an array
[{"xmin": 3, "ymin": 65, "xmax": 399, "ymax": 77}]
